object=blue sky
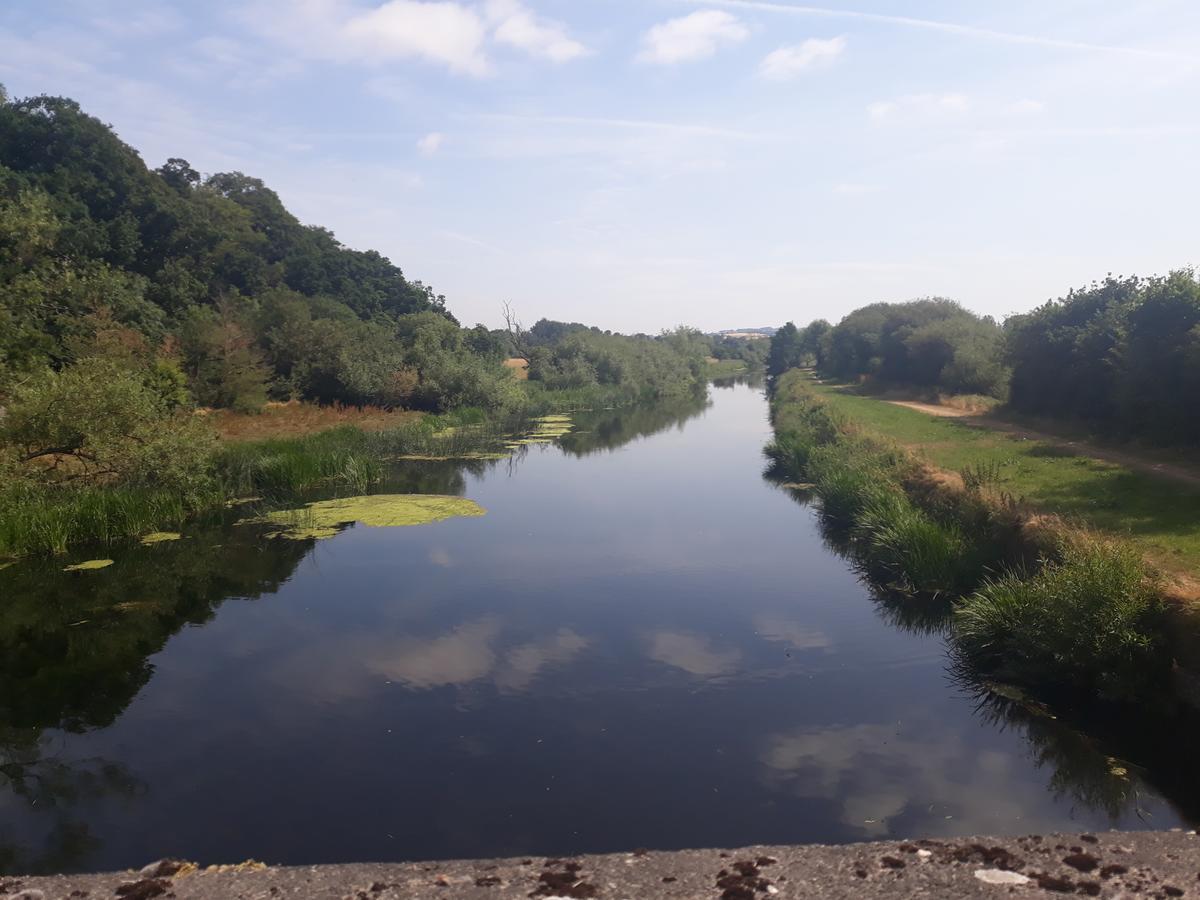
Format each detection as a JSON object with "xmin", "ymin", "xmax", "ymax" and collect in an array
[{"xmin": 2, "ymin": 1, "xmax": 1199, "ymax": 332}]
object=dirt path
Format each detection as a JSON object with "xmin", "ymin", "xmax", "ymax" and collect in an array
[
  {"xmin": 887, "ymin": 400, "xmax": 973, "ymax": 418},
  {"xmin": 885, "ymin": 401, "xmax": 1200, "ymax": 490}
]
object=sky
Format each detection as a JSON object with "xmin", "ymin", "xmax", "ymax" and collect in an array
[{"xmin": 2, "ymin": 1, "xmax": 1199, "ymax": 333}]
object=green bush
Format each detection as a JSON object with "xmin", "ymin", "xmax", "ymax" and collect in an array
[
  {"xmin": 854, "ymin": 491, "xmax": 970, "ymax": 597},
  {"xmin": 954, "ymin": 540, "xmax": 1168, "ymax": 701},
  {"xmin": 1, "ymin": 357, "xmax": 217, "ymax": 492}
]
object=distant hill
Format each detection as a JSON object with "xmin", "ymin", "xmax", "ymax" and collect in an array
[{"xmin": 714, "ymin": 327, "xmax": 776, "ymax": 339}]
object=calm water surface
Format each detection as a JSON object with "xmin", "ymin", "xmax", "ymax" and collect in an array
[{"xmin": 1, "ymin": 381, "xmax": 1195, "ymax": 874}]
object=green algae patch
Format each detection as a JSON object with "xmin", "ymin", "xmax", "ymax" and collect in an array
[
  {"xmin": 239, "ymin": 494, "xmax": 486, "ymax": 541},
  {"xmin": 64, "ymin": 559, "xmax": 114, "ymax": 572},
  {"xmin": 393, "ymin": 452, "xmax": 510, "ymax": 462},
  {"xmin": 503, "ymin": 415, "xmax": 575, "ymax": 449},
  {"xmin": 140, "ymin": 532, "xmax": 183, "ymax": 545}
]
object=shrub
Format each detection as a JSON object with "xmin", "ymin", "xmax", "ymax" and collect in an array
[
  {"xmin": 954, "ymin": 540, "xmax": 1168, "ymax": 701},
  {"xmin": 1, "ymin": 358, "xmax": 217, "ymax": 492},
  {"xmin": 854, "ymin": 492, "xmax": 970, "ymax": 596}
]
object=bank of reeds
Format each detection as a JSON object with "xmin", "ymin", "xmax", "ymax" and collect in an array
[
  {"xmin": 766, "ymin": 368, "xmax": 1173, "ymax": 703},
  {"xmin": 0, "ymin": 411, "xmax": 517, "ymax": 560}
]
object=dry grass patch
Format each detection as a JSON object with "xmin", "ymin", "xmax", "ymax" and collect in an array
[{"xmin": 209, "ymin": 402, "xmax": 422, "ymax": 442}]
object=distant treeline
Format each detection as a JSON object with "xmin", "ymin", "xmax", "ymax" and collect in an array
[{"xmin": 770, "ymin": 270, "xmax": 1200, "ymax": 443}]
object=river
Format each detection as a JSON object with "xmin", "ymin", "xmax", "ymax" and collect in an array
[{"xmin": 0, "ymin": 380, "xmax": 1194, "ymax": 875}]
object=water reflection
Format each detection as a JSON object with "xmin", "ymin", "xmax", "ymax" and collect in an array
[
  {"xmin": 558, "ymin": 390, "xmax": 711, "ymax": 457},
  {"xmin": 647, "ymin": 631, "xmax": 741, "ymax": 677},
  {"xmin": 775, "ymin": 472, "xmax": 1200, "ymax": 833}
]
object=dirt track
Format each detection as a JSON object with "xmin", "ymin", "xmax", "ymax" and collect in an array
[{"xmin": 886, "ymin": 401, "xmax": 1200, "ymax": 490}]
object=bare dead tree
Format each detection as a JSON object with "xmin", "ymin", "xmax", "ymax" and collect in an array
[{"xmin": 502, "ymin": 301, "xmax": 533, "ymax": 360}]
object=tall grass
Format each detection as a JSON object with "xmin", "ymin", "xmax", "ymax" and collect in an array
[
  {"xmin": 0, "ymin": 482, "xmax": 209, "ymax": 557},
  {"xmin": 955, "ymin": 540, "xmax": 1168, "ymax": 701}
]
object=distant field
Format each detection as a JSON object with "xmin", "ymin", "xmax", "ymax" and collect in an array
[
  {"xmin": 706, "ymin": 358, "xmax": 750, "ymax": 378},
  {"xmin": 806, "ymin": 378, "xmax": 1200, "ymax": 577}
]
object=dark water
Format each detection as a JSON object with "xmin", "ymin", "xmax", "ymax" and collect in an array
[{"xmin": 1, "ymin": 381, "xmax": 1195, "ymax": 874}]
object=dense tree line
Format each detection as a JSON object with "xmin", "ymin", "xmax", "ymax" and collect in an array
[
  {"xmin": 1006, "ymin": 272, "xmax": 1200, "ymax": 443},
  {"xmin": 0, "ymin": 89, "xmax": 712, "ymax": 422},
  {"xmin": 770, "ymin": 299, "xmax": 1007, "ymax": 397},
  {"xmin": 772, "ymin": 270, "xmax": 1200, "ymax": 443}
]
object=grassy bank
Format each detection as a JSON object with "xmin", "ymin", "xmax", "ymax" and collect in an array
[
  {"xmin": 805, "ymin": 379, "xmax": 1200, "ymax": 577},
  {"xmin": 0, "ymin": 409, "xmax": 517, "ymax": 560},
  {"xmin": 766, "ymin": 369, "xmax": 1175, "ymax": 704}
]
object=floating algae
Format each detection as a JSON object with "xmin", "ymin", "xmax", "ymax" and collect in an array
[
  {"xmin": 64, "ymin": 559, "xmax": 114, "ymax": 572},
  {"xmin": 504, "ymin": 414, "xmax": 574, "ymax": 448},
  {"xmin": 393, "ymin": 452, "xmax": 510, "ymax": 462},
  {"xmin": 237, "ymin": 494, "xmax": 486, "ymax": 541},
  {"xmin": 140, "ymin": 532, "xmax": 183, "ymax": 545}
]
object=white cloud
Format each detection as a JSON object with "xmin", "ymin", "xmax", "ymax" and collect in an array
[
  {"xmin": 759, "ymin": 35, "xmax": 845, "ymax": 79},
  {"xmin": 342, "ymin": 0, "xmax": 491, "ymax": 75},
  {"xmin": 417, "ymin": 131, "xmax": 446, "ymax": 156},
  {"xmin": 240, "ymin": 0, "xmax": 590, "ymax": 76},
  {"xmin": 638, "ymin": 10, "xmax": 749, "ymax": 65},
  {"xmin": 868, "ymin": 92, "xmax": 970, "ymax": 121},
  {"xmin": 832, "ymin": 182, "xmax": 881, "ymax": 195},
  {"xmin": 485, "ymin": 0, "xmax": 588, "ymax": 63}
]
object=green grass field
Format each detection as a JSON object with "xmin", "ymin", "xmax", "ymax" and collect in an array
[{"xmin": 806, "ymin": 379, "xmax": 1200, "ymax": 576}]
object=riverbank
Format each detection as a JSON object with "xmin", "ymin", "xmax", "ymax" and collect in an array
[
  {"xmin": 0, "ymin": 374, "xmax": 715, "ymax": 561},
  {"xmin": 9, "ymin": 830, "xmax": 1199, "ymax": 898},
  {"xmin": 800, "ymin": 377, "xmax": 1200, "ymax": 582},
  {"xmin": 765, "ymin": 369, "xmax": 1195, "ymax": 706}
]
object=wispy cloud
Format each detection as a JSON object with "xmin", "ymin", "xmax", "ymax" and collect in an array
[
  {"xmin": 417, "ymin": 131, "xmax": 445, "ymax": 156},
  {"xmin": 473, "ymin": 112, "xmax": 766, "ymax": 140},
  {"xmin": 759, "ymin": 35, "xmax": 845, "ymax": 79},
  {"xmin": 485, "ymin": 0, "xmax": 588, "ymax": 63},
  {"xmin": 868, "ymin": 92, "xmax": 970, "ymax": 121},
  {"xmin": 638, "ymin": 10, "xmax": 749, "ymax": 65},
  {"xmin": 687, "ymin": 0, "xmax": 1200, "ymax": 62}
]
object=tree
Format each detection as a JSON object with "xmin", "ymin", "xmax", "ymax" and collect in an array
[
  {"xmin": 767, "ymin": 322, "xmax": 804, "ymax": 377},
  {"xmin": 178, "ymin": 303, "xmax": 270, "ymax": 412},
  {"xmin": 1, "ymin": 358, "xmax": 216, "ymax": 490}
]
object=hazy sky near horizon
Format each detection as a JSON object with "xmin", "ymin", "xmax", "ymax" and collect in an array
[{"xmin": 2, "ymin": 1, "xmax": 1199, "ymax": 332}]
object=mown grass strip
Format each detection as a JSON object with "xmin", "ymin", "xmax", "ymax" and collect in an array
[{"xmin": 805, "ymin": 379, "xmax": 1200, "ymax": 575}]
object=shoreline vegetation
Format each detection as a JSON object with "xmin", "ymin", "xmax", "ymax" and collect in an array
[{"xmin": 765, "ymin": 369, "xmax": 1195, "ymax": 708}]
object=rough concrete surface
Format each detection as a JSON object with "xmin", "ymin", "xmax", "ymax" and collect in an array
[{"xmin": 4, "ymin": 831, "xmax": 1200, "ymax": 899}]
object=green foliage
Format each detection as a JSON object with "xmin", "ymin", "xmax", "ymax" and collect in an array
[
  {"xmin": 178, "ymin": 304, "xmax": 270, "ymax": 412},
  {"xmin": 1007, "ymin": 270, "xmax": 1200, "ymax": 443},
  {"xmin": 817, "ymin": 298, "xmax": 1008, "ymax": 397},
  {"xmin": 767, "ymin": 320, "xmax": 828, "ymax": 376},
  {"xmin": 0, "ymin": 90, "xmax": 453, "ymax": 408},
  {"xmin": 955, "ymin": 541, "xmax": 1168, "ymax": 701},
  {"xmin": 1, "ymin": 358, "xmax": 216, "ymax": 491},
  {"xmin": 528, "ymin": 328, "xmax": 704, "ymax": 403}
]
